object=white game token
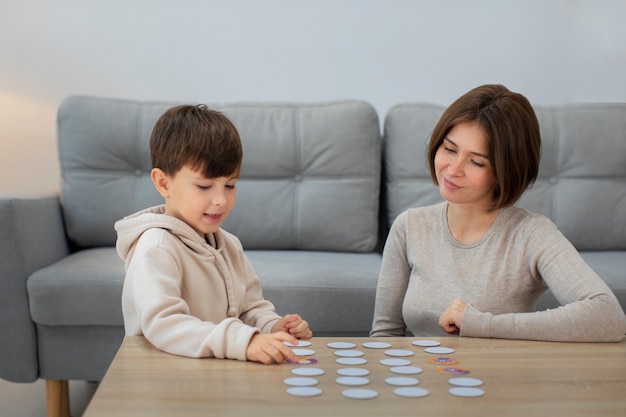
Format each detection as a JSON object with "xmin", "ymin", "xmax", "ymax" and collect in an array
[
  {"xmin": 411, "ymin": 339, "xmax": 441, "ymax": 347},
  {"xmin": 342, "ymin": 388, "xmax": 378, "ymax": 399},
  {"xmin": 334, "ymin": 350, "xmax": 365, "ymax": 358},
  {"xmin": 393, "ymin": 387, "xmax": 430, "ymax": 398},
  {"xmin": 287, "ymin": 357, "xmax": 318, "ymax": 365},
  {"xmin": 390, "ymin": 366, "xmax": 423, "ymax": 375},
  {"xmin": 284, "ymin": 340, "xmax": 312, "ymax": 347},
  {"xmin": 424, "ymin": 346, "xmax": 455, "ymax": 354},
  {"xmin": 327, "ymin": 341, "xmax": 356, "ymax": 349},
  {"xmin": 292, "ymin": 367, "xmax": 325, "ymax": 376},
  {"xmin": 448, "ymin": 387, "xmax": 485, "ymax": 397},
  {"xmin": 385, "ymin": 376, "xmax": 420, "ymax": 387},
  {"xmin": 336, "ymin": 376, "xmax": 370, "ymax": 386},
  {"xmin": 384, "ymin": 349, "xmax": 414, "ymax": 357},
  {"xmin": 380, "ymin": 358, "xmax": 411, "ymax": 366},
  {"xmin": 292, "ymin": 348, "xmax": 315, "ymax": 356},
  {"xmin": 286, "ymin": 387, "xmax": 322, "ymax": 397},
  {"xmin": 336, "ymin": 357, "xmax": 368, "ymax": 365},
  {"xmin": 283, "ymin": 377, "xmax": 318, "ymax": 387},
  {"xmin": 362, "ymin": 341, "xmax": 391, "ymax": 349},
  {"xmin": 448, "ymin": 377, "xmax": 483, "ymax": 387},
  {"xmin": 337, "ymin": 368, "xmax": 370, "ymax": 377}
]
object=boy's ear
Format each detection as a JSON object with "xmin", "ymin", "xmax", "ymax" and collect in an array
[{"xmin": 151, "ymin": 168, "xmax": 171, "ymax": 198}]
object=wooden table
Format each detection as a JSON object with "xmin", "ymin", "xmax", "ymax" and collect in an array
[{"xmin": 83, "ymin": 336, "xmax": 626, "ymax": 417}]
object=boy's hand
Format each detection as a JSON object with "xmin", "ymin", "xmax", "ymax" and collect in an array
[
  {"xmin": 272, "ymin": 314, "xmax": 313, "ymax": 339},
  {"xmin": 246, "ymin": 332, "xmax": 298, "ymax": 364}
]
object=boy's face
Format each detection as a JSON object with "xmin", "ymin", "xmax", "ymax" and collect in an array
[{"xmin": 153, "ymin": 165, "xmax": 238, "ymax": 237}]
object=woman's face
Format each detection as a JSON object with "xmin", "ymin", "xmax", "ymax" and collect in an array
[{"xmin": 434, "ymin": 121, "xmax": 498, "ymax": 210}]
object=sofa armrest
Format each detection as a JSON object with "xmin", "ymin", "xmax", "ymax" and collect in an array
[{"xmin": 0, "ymin": 197, "xmax": 70, "ymax": 382}]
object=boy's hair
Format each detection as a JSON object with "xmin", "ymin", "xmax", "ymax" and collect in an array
[
  {"xmin": 150, "ymin": 104, "xmax": 243, "ymax": 178},
  {"xmin": 427, "ymin": 84, "xmax": 541, "ymax": 209}
]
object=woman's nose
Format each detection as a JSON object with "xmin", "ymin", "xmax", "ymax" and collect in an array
[{"xmin": 447, "ymin": 157, "xmax": 463, "ymax": 176}]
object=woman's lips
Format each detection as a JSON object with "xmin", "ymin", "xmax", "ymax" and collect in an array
[{"xmin": 443, "ymin": 177, "xmax": 461, "ymax": 191}]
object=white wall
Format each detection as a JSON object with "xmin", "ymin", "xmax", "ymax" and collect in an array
[{"xmin": 2, "ymin": 0, "xmax": 625, "ymax": 197}]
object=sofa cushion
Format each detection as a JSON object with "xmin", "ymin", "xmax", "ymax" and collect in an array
[
  {"xmin": 27, "ymin": 248, "xmax": 125, "ymax": 326},
  {"xmin": 27, "ymin": 247, "xmax": 381, "ymax": 335},
  {"xmin": 247, "ymin": 250, "xmax": 381, "ymax": 336},
  {"xmin": 382, "ymin": 103, "xmax": 445, "ymax": 227},
  {"xmin": 518, "ymin": 105, "xmax": 626, "ymax": 251},
  {"xmin": 58, "ymin": 97, "xmax": 382, "ymax": 252}
]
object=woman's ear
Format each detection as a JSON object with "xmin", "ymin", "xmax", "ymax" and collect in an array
[{"xmin": 151, "ymin": 168, "xmax": 171, "ymax": 198}]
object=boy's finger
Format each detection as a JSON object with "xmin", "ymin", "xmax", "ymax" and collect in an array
[{"xmin": 272, "ymin": 330, "xmax": 298, "ymax": 347}]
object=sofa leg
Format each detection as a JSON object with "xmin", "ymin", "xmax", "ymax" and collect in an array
[{"xmin": 46, "ymin": 379, "xmax": 70, "ymax": 417}]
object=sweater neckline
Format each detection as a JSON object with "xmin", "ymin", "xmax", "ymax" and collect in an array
[{"xmin": 440, "ymin": 202, "xmax": 506, "ymax": 249}]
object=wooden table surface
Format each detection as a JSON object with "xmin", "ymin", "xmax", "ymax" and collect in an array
[{"xmin": 83, "ymin": 336, "xmax": 626, "ymax": 417}]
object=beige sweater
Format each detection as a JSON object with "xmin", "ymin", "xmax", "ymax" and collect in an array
[
  {"xmin": 115, "ymin": 205, "xmax": 280, "ymax": 359},
  {"xmin": 370, "ymin": 203, "xmax": 626, "ymax": 342}
]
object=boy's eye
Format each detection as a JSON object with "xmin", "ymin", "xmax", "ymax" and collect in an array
[
  {"xmin": 226, "ymin": 184, "xmax": 236, "ymax": 190},
  {"xmin": 197, "ymin": 185, "xmax": 210, "ymax": 190}
]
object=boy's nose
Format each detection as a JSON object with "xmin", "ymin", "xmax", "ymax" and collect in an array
[{"xmin": 212, "ymin": 190, "xmax": 227, "ymax": 206}]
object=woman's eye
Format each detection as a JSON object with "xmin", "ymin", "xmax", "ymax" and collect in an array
[
  {"xmin": 444, "ymin": 146, "xmax": 456, "ymax": 153},
  {"xmin": 471, "ymin": 160, "xmax": 485, "ymax": 168}
]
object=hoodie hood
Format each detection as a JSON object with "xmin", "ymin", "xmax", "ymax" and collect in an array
[{"xmin": 115, "ymin": 205, "xmax": 214, "ymax": 262}]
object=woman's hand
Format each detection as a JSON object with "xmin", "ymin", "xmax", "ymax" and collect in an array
[{"xmin": 439, "ymin": 299, "xmax": 466, "ymax": 335}]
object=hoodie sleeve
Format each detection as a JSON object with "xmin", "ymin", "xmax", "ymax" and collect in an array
[{"xmin": 122, "ymin": 229, "xmax": 259, "ymax": 360}]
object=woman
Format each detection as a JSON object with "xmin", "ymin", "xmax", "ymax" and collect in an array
[{"xmin": 370, "ymin": 84, "xmax": 626, "ymax": 342}]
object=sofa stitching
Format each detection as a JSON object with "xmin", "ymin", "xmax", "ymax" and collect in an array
[{"xmin": 293, "ymin": 106, "xmax": 301, "ymax": 249}]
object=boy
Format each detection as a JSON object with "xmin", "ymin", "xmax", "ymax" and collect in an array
[{"xmin": 115, "ymin": 104, "xmax": 312, "ymax": 364}]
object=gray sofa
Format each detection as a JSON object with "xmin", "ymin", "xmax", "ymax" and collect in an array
[{"xmin": 1, "ymin": 97, "xmax": 625, "ymax": 416}]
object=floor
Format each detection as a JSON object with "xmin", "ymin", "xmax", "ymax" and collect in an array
[{"xmin": 0, "ymin": 379, "xmax": 98, "ymax": 417}]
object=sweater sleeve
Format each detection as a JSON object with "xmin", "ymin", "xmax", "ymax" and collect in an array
[
  {"xmin": 461, "ymin": 217, "xmax": 626, "ymax": 342},
  {"xmin": 370, "ymin": 212, "xmax": 411, "ymax": 336}
]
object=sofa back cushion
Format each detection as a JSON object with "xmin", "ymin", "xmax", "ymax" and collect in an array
[
  {"xmin": 58, "ymin": 97, "xmax": 381, "ymax": 252},
  {"xmin": 383, "ymin": 103, "xmax": 626, "ymax": 251}
]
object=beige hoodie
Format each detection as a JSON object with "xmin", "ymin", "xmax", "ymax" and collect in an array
[{"xmin": 115, "ymin": 205, "xmax": 280, "ymax": 359}]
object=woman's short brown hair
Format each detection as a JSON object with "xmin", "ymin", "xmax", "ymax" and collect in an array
[
  {"xmin": 150, "ymin": 104, "xmax": 243, "ymax": 178},
  {"xmin": 427, "ymin": 84, "xmax": 541, "ymax": 209}
]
